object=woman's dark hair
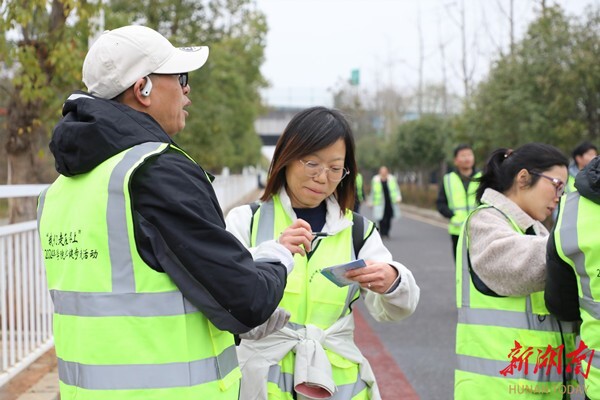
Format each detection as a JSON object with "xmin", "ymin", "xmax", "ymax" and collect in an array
[
  {"xmin": 476, "ymin": 142, "xmax": 568, "ymax": 202},
  {"xmin": 260, "ymin": 106, "xmax": 357, "ymax": 213}
]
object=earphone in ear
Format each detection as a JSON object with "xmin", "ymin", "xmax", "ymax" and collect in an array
[{"xmin": 141, "ymin": 76, "xmax": 153, "ymax": 97}]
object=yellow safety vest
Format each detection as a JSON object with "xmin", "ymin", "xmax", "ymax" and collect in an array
[
  {"xmin": 444, "ymin": 171, "xmax": 480, "ymax": 235},
  {"xmin": 356, "ymin": 173, "xmax": 364, "ymax": 202},
  {"xmin": 554, "ymin": 192, "xmax": 600, "ymax": 399},
  {"xmin": 38, "ymin": 142, "xmax": 240, "ymax": 400},
  {"xmin": 455, "ymin": 205, "xmax": 576, "ymax": 399},
  {"xmin": 370, "ymin": 177, "xmax": 400, "ymax": 207},
  {"xmin": 250, "ymin": 196, "xmax": 374, "ymax": 399},
  {"xmin": 565, "ymin": 174, "xmax": 577, "ymax": 194}
]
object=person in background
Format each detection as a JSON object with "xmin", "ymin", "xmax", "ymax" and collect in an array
[
  {"xmin": 37, "ymin": 25, "xmax": 293, "ymax": 400},
  {"xmin": 354, "ymin": 171, "xmax": 365, "ymax": 212},
  {"xmin": 566, "ymin": 141, "xmax": 597, "ymax": 193},
  {"xmin": 454, "ymin": 143, "xmax": 576, "ymax": 399},
  {"xmin": 545, "ymin": 155, "xmax": 600, "ymax": 400},
  {"xmin": 225, "ymin": 106, "xmax": 419, "ymax": 400},
  {"xmin": 437, "ymin": 144, "xmax": 480, "ymax": 260},
  {"xmin": 369, "ymin": 166, "xmax": 402, "ymax": 238}
]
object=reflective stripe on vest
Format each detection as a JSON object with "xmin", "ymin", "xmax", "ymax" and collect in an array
[
  {"xmin": 444, "ymin": 172, "xmax": 479, "ymax": 235},
  {"xmin": 38, "ymin": 142, "xmax": 239, "ymax": 398},
  {"xmin": 456, "ymin": 354, "xmax": 564, "ymax": 383},
  {"xmin": 458, "ymin": 307, "xmax": 574, "ymax": 333},
  {"xmin": 455, "ymin": 205, "xmax": 575, "ymax": 399},
  {"xmin": 49, "ymin": 289, "xmax": 200, "ymax": 316},
  {"xmin": 556, "ymin": 191, "xmax": 600, "ymax": 398},
  {"xmin": 57, "ymin": 346, "xmax": 238, "ymax": 390}
]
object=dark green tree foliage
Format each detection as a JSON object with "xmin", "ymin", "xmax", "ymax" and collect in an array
[
  {"xmin": 1, "ymin": 0, "xmax": 101, "ymax": 222},
  {"xmin": 389, "ymin": 114, "xmax": 447, "ymax": 183},
  {"xmin": 105, "ymin": 0, "xmax": 267, "ymax": 172},
  {"xmin": 355, "ymin": 133, "xmax": 391, "ymax": 176},
  {"xmin": 572, "ymin": 7, "xmax": 600, "ymax": 141},
  {"xmin": 457, "ymin": 5, "xmax": 600, "ymax": 159}
]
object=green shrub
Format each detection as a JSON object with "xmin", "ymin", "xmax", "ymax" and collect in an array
[{"xmin": 401, "ymin": 184, "xmax": 438, "ymax": 210}]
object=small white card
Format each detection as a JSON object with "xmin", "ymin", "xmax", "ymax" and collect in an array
[{"xmin": 320, "ymin": 259, "xmax": 366, "ymax": 287}]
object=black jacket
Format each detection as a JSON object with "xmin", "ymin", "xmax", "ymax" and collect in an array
[
  {"xmin": 50, "ymin": 92, "xmax": 287, "ymax": 334},
  {"xmin": 545, "ymin": 156, "xmax": 600, "ymax": 322}
]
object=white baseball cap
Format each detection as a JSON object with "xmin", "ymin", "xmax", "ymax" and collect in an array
[{"xmin": 82, "ymin": 25, "xmax": 209, "ymax": 99}]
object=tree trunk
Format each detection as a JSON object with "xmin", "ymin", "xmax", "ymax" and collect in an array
[{"xmin": 5, "ymin": 93, "xmax": 44, "ymax": 223}]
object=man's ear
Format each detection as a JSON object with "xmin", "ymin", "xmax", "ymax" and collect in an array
[{"xmin": 132, "ymin": 78, "xmax": 152, "ymax": 106}]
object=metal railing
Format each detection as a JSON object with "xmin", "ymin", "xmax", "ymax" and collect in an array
[
  {"xmin": 0, "ymin": 170, "xmax": 259, "ymax": 388},
  {"xmin": 212, "ymin": 167, "xmax": 261, "ymax": 212},
  {"xmin": 0, "ymin": 185, "xmax": 53, "ymax": 388}
]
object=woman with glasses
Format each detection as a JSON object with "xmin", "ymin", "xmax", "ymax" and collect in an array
[
  {"xmin": 454, "ymin": 143, "xmax": 577, "ymax": 399},
  {"xmin": 225, "ymin": 106, "xmax": 419, "ymax": 400}
]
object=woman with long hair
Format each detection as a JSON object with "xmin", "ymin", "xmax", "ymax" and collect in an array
[
  {"xmin": 226, "ymin": 106, "xmax": 419, "ymax": 400},
  {"xmin": 454, "ymin": 143, "xmax": 577, "ymax": 399}
]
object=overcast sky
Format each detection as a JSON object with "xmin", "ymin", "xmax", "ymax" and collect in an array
[{"xmin": 254, "ymin": 0, "xmax": 594, "ymax": 107}]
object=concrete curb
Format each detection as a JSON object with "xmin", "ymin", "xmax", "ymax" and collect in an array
[{"xmin": 399, "ymin": 203, "xmax": 448, "ymax": 229}]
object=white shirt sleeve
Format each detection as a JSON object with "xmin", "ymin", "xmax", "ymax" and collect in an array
[
  {"xmin": 359, "ymin": 229, "xmax": 420, "ymax": 322},
  {"xmin": 225, "ymin": 205, "xmax": 295, "ymax": 274}
]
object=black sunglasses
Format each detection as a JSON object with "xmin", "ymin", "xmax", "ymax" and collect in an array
[
  {"xmin": 153, "ymin": 73, "xmax": 188, "ymax": 88},
  {"xmin": 177, "ymin": 73, "xmax": 188, "ymax": 88}
]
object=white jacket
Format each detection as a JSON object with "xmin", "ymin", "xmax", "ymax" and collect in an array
[{"xmin": 236, "ymin": 314, "xmax": 379, "ymax": 400}]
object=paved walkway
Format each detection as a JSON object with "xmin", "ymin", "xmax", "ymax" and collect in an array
[{"xmin": 0, "ymin": 349, "xmax": 58, "ymax": 400}]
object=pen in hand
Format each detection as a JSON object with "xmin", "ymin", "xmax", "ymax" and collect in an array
[{"xmin": 311, "ymin": 232, "xmax": 329, "ymax": 237}]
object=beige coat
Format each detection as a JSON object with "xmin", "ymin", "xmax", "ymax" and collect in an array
[{"xmin": 467, "ymin": 188, "xmax": 549, "ymax": 297}]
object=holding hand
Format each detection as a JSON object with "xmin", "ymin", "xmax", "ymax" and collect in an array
[
  {"xmin": 277, "ymin": 219, "xmax": 313, "ymax": 256},
  {"xmin": 239, "ymin": 308, "xmax": 290, "ymax": 340},
  {"xmin": 344, "ymin": 260, "xmax": 399, "ymax": 294}
]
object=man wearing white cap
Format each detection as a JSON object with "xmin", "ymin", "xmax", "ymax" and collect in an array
[{"xmin": 37, "ymin": 25, "xmax": 293, "ymax": 400}]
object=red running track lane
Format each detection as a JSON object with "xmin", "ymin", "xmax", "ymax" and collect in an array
[{"xmin": 354, "ymin": 309, "xmax": 420, "ymax": 400}]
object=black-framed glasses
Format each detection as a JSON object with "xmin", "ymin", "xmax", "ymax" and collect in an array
[
  {"xmin": 298, "ymin": 160, "xmax": 348, "ymax": 182},
  {"xmin": 530, "ymin": 171, "xmax": 565, "ymax": 197}
]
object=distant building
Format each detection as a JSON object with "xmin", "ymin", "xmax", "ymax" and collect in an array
[{"xmin": 254, "ymin": 106, "xmax": 304, "ymax": 162}]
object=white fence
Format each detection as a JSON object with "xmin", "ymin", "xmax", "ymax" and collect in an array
[
  {"xmin": 212, "ymin": 167, "xmax": 262, "ymax": 212},
  {"xmin": 0, "ymin": 185, "xmax": 54, "ymax": 388},
  {"xmin": 0, "ymin": 170, "xmax": 259, "ymax": 388}
]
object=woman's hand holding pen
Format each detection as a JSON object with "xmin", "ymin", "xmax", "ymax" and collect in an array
[{"xmin": 277, "ymin": 219, "xmax": 313, "ymax": 256}]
